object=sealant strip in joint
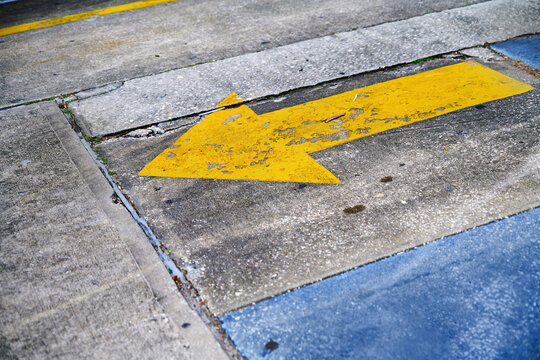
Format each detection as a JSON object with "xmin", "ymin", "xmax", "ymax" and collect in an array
[
  {"xmin": 77, "ymin": 129, "xmax": 242, "ymax": 360},
  {"xmin": 78, "ymin": 134, "xmax": 197, "ymax": 303}
]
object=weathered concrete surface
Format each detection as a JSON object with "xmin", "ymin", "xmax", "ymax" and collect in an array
[
  {"xmin": 69, "ymin": 0, "xmax": 540, "ymax": 136},
  {"xmin": 95, "ymin": 58, "xmax": 540, "ymax": 315},
  {"xmin": 0, "ymin": 102, "xmax": 227, "ymax": 359},
  {"xmin": 0, "ymin": 0, "xmax": 488, "ymax": 107},
  {"xmin": 221, "ymin": 207, "xmax": 540, "ymax": 359},
  {"xmin": 0, "ymin": 0, "xmax": 135, "ymax": 28}
]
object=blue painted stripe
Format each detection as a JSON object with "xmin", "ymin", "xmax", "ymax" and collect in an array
[
  {"xmin": 221, "ymin": 207, "xmax": 540, "ymax": 359},
  {"xmin": 491, "ymin": 35, "xmax": 540, "ymax": 70}
]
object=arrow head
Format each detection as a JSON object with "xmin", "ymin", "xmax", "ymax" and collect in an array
[{"xmin": 139, "ymin": 104, "xmax": 341, "ymax": 184}]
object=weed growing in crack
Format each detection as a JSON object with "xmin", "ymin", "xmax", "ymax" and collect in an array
[
  {"xmin": 62, "ymin": 108, "xmax": 74, "ymax": 118},
  {"xmin": 413, "ymin": 57, "xmax": 436, "ymax": 63},
  {"xmin": 81, "ymin": 131, "xmax": 103, "ymax": 144}
]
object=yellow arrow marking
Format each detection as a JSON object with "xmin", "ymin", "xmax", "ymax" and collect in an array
[
  {"xmin": 0, "ymin": 0, "xmax": 177, "ymax": 37},
  {"xmin": 140, "ymin": 61, "xmax": 533, "ymax": 184}
]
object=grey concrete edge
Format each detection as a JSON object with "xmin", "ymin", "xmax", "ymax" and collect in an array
[
  {"xmin": 70, "ymin": 0, "xmax": 540, "ymax": 136},
  {"xmin": 44, "ymin": 102, "xmax": 230, "ymax": 360}
]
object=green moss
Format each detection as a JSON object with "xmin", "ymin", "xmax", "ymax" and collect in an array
[{"xmin": 412, "ymin": 57, "xmax": 435, "ymax": 64}]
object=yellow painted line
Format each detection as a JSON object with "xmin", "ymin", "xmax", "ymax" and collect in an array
[
  {"xmin": 0, "ymin": 0, "xmax": 176, "ymax": 37},
  {"xmin": 140, "ymin": 61, "xmax": 534, "ymax": 184}
]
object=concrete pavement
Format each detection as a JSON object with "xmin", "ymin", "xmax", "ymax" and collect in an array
[
  {"xmin": 1, "ymin": 0, "xmax": 539, "ymax": 358},
  {"xmin": 0, "ymin": 102, "xmax": 228, "ymax": 358},
  {"xmin": 0, "ymin": 0, "xmax": 487, "ymax": 108},
  {"xmin": 95, "ymin": 56, "xmax": 539, "ymax": 315}
]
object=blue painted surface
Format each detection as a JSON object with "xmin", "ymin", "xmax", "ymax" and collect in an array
[
  {"xmin": 491, "ymin": 35, "xmax": 540, "ymax": 70},
  {"xmin": 221, "ymin": 208, "xmax": 540, "ymax": 360}
]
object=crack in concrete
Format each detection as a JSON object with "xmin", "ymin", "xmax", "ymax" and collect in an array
[
  {"xmin": 63, "ymin": 52, "xmax": 479, "ymax": 139},
  {"xmin": 56, "ymin": 42, "xmax": 537, "ymax": 146},
  {"xmin": 57, "ymin": 106, "xmax": 243, "ymax": 359}
]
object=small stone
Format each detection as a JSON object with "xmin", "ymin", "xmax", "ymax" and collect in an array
[
  {"xmin": 148, "ymin": 125, "xmax": 165, "ymax": 135},
  {"xmin": 127, "ymin": 128, "xmax": 152, "ymax": 137}
]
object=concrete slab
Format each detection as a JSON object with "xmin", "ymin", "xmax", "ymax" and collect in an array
[
  {"xmin": 68, "ymin": 0, "xmax": 540, "ymax": 136},
  {"xmin": 0, "ymin": 0, "xmax": 486, "ymax": 108},
  {"xmin": 220, "ymin": 207, "xmax": 540, "ymax": 360},
  {"xmin": 0, "ymin": 102, "xmax": 227, "ymax": 359},
  {"xmin": 491, "ymin": 35, "xmax": 540, "ymax": 70},
  {"xmin": 95, "ymin": 58, "xmax": 540, "ymax": 315}
]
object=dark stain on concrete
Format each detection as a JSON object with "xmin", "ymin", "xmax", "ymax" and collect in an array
[
  {"xmin": 343, "ymin": 204, "xmax": 366, "ymax": 214},
  {"xmin": 265, "ymin": 340, "xmax": 279, "ymax": 351}
]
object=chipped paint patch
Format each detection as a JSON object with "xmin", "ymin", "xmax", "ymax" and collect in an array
[
  {"xmin": 286, "ymin": 130, "xmax": 352, "ymax": 146},
  {"xmin": 208, "ymin": 163, "xmax": 226, "ymax": 170},
  {"xmin": 349, "ymin": 108, "xmax": 364, "ymax": 121},
  {"xmin": 273, "ymin": 127, "xmax": 296, "ymax": 136},
  {"xmin": 356, "ymin": 127, "xmax": 371, "ymax": 134},
  {"xmin": 140, "ymin": 62, "xmax": 533, "ymax": 184},
  {"xmin": 222, "ymin": 114, "xmax": 241, "ymax": 125}
]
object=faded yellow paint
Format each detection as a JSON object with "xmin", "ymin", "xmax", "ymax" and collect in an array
[
  {"xmin": 0, "ymin": 0, "xmax": 177, "ymax": 37},
  {"xmin": 139, "ymin": 61, "xmax": 533, "ymax": 184},
  {"xmin": 215, "ymin": 92, "xmax": 244, "ymax": 108}
]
